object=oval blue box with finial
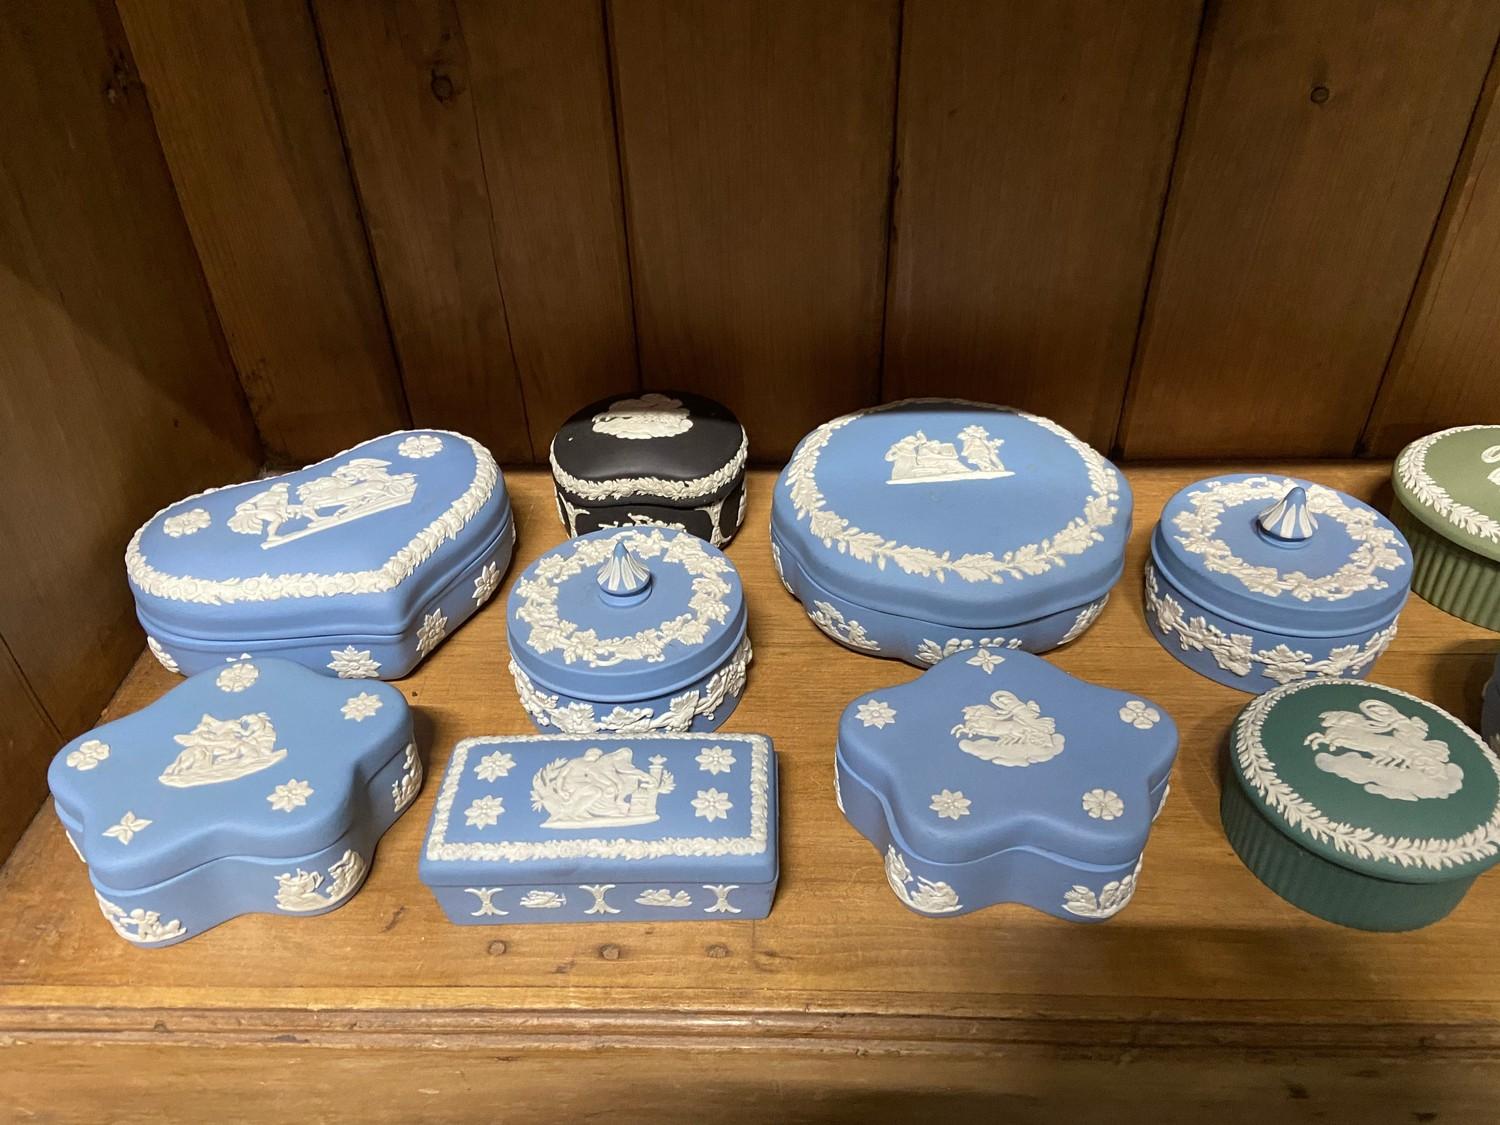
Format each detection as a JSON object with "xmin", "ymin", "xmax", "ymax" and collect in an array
[
  {"xmin": 1145, "ymin": 474, "xmax": 1411, "ymax": 693},
  {"xmin": 506, "ymin": 527, "xmax": 750, "ymax": 734}
]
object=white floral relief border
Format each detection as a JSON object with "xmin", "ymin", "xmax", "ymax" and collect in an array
[
  {"xmin": 126, "ymin": 430, "xmax": 499, "ymax": 605},
  {"xmin": 425, "ymin": 733, "xmax": 770, "ymax": 863},
  {"xmin": 1235, "ymin": 679, "xmax": 1500, "ymax": 871},
  {"xmin": 1396, "ymin": 425, "xmax": 1500, "ymax": 544},
  {"xmin": 550, "ymin": 430, "xmax": 748, "ymax": 504}
]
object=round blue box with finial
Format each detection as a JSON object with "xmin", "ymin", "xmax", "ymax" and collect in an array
[{"xmin": 1144, "ymin": 474, "xmax": 1411, "ymax": 693}]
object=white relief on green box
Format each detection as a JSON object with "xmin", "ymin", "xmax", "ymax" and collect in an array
[{"xmin": 1306, "ymin": 698, "xmax": 1463, "ymax": 802}]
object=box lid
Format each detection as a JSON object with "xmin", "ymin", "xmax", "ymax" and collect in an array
[
  {"xmin": 1228, "ymin": 679, "xmax": 1500, "ymax": 884},
  {"xmin": 772, "ymin": 400, "xmax": 1131, "ymax": 628},
  {"xmin": 127, "ymin": 430, "xmax": 510, "ymax": 641},
  {"xmin": 1393, "ymin": 425, "xmax": 1500, "ymax": 563},
  {"xmin": 507, "ymin": 527, "xmax": 746, "ymax": 702},
  {"xmin": 1152, "ymin": 474, "xmax": 1410, "ymax": 636},
  {"xmin": 420, "ymin": 733, "xmax": 776, "ymax": 885},
  {"xmin": 48, "ymin": 658, "xmax": 413, "ymax": 891},
  {"xmin": 550, "ymin": 391, "xmax": 747, "ymax": 507},
  {"xmin": 837, "ymin": 650, "xmax": 1177, "ymax": 867}
]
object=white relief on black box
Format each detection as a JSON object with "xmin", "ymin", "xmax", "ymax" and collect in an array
[
  {"xmin": 951, "ymin": 691, "xmax": 1065, "ymax": 767},
  {"xmin": 274, "ymin": 850, "xmax": 366, "ymax": 912},
  {"xmin": 885, "ymin": 426, "xmax": 1013, "ymax": 485},
  {"xmin": 519, "ymin": 890, "xmax": 565, "ymax": 909},
  {"xmin": 884, "ymin": 847, "xmax": 961, "ymax": 914},
  {"xmin": 228, "ymin": 458, "xmax": 416, "ymax": 549},
  {"xmin": 159, "ymin": 712, "xmax": 287, "ymax": 788},
  {"xmin": 703, "ymin": 884, "xmax": 741, "ymax": 914},
  {"xmin": 637, "ymin": 888, "xmax": 692, "ymax": 908},
  {"xmin": 580, "ymin": 884, "xmax": 620, "ymax": 915},
  {"xmin": 531, "ymin": 748, "xmax": 675, "ymax": 828},
  {"xmin": 96, "ymin": 891, "xmax": 185, "ymax": 944},
  {"xmin": 591, "ymin": 393, "xmax": 693, "ymax": 440},
  {"xmin": 1063, "ymin": 857, "xmax": 1142, "ymax": 920},
  {"xmin": 392, "ymin": 743, "xmax": 422, "ymax": 813},
  {"xmin": 465, "ymin": 887, "xmax": 508, "ymax": 916},
  {"xmin": 328, "ymin": 645, "xmax": 381, "ymax": 679},
  {"xmin": 1305, "ymin": 698, "xmax": 1463, "ymax": 802}
]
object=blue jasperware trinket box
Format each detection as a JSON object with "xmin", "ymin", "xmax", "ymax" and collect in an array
[
  {"xmin": 1145, "ymin": 474, "xmax": 1410, "ymax": 693},
  {"xmin": 49, "ymin": 657, "xmax": 420, "ymax": 947},
  {"xmin": 507, "ymin": 527, "xmax": 751, "ymax": 734},
  {"xmin": 771, "ymin": 399, "xmax": 1131, "ymax": 666},
  {"xmin": 420, "ymin": 733, "xmax": 777, "ymax": 923},
  {"xmin": 127, "ymin": 430, "xmax": 514, "ymax": 679},
  {"xmin": 836, "ymin": 649, "xmax": 1176, "ymax": 921}
]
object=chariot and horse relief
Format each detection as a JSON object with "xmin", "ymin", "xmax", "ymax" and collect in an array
[
  {"xmin": 1305, "ymin": 698, "xmax": 1463, "ymax": 801},
  {"xmin": 228, "ymin": 458, "xmax": 417, "ymax": 549},
  {"xmin": 885, "ymin": 425, "xmax": 1014, "ymax": 485},
  {"xmin": 951, "ymin": 690, "xmax": 1066, "ymax": 767},
  {"xmin": 530, "ymin": 747, "xmax": 676, "ymax": 829}
]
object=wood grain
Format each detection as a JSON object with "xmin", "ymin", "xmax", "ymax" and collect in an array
[
  {"xmin": 4, "ymin": 467, "xmax": 1500, "ymax": 1115},
  {"xmin": 314, "ymin": 0, "xmax": 533, "ymax": 463},
  {"xmin": 883, "ymin": 0, "xmax": 1199, "ymax": 451},
  {"xmin": 610, "ymin": 0, "xmax": 898, "ymax": 460},
  {"xmin": 0, "ymin": 642, "xmax": 59, "ymax": 867},
  {"xmin": 117, "ymin": 0, "xmax": 410, "ymax": 464},
  {"xmin": 1120, "ymin": 0, "xmax": 1500, "ymax": 459},
  {"xmin": 457, "ymin": 0, "xmax": 639, "ymax": 452},
  {"xmin": 1365, "ymin": 60, "xmax": 1500, "ymax": 455}
]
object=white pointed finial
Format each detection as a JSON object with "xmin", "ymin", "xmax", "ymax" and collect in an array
[
  {"xmin": 597, "ymin": 541, "xmax": 651, "ymax": 598},
  {"xmin": 1257, "ymin": 486, "xmax": 1317, "ymax": 542}
]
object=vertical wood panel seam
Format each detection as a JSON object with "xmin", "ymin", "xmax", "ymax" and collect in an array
[
  {"xmin": 874, "ymin": 0, "xmax": 906, "ymax": 408},
  {"xmin": 0, "ymin": 630, "xmax": 62, "ymax": 744},
  {"xmin": 600, "ymin": 0, "xmax": 644, "ymax": 398}
]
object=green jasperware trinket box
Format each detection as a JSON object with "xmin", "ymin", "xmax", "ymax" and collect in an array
[
  {"xmin": 1392, "ymin": 425, "xmax": 1500, "ymax": 630},
  {"xmin": 1223, "ymin": 678, "xmax": 1500, "ymax": 931}
]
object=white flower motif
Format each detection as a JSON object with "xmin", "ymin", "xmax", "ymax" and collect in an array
[
  {"xmin": 474, "ymin": 751, "xmax": 515, "ymax": 782},
  {"xmin": 696, "ymin": 745, "xmax": 736, "ymax": 775},
  {"xmin": 341, "ymin": 692, "xmax": 383, "ymax": 721},
  {"xmin": 163, "ymin": 507, "xmax": 211, "ymax": 537},
  {"xmin": 1082, "ymin": 788, "xmax": 1124, "ymax": 821},
  {"xmin": 1118, "ymin": 700, "xmax": 1161, "ymax": 730},
  {"xmin": 103, "ymin": 811, "xmax": 151, "ymax": 844},
  {"xmin": 398, "ymin": 434, "xmax": 443, "ymax": 459},
  {"xmin": 147, "ymin": 636, "xmax": 179, "ymax": 673},
  {"xmin": 930, "ymin": 789, "xmax": 971, "ymax": 820},
  {"xmin": 328, "ymin": 646, "xmax": 380, "ymax": 679},
  {"xmin": 691, "ymin": 788, "xmax": 733, "ymax": 822},
  {"xmin": 66, "ymin": 739, "xmax": 110, "ymax": 771},
  {"xmin": 267, "ymin": 779, "xmax": 314, "ymax": 813},
  {"xmin": 216, "ymin": 661, "xmax": 259, "ymax": 693},
  {"xmin": 472, "ymin": 561, "xmax": 501, "ymax": 606},
  {"xmin": 856, "ymin": 699, "xmax": 897, "ymax": 729},
  {"xmin": 416, "ymin": 609, "xmax": 448, "ymax": 657},
  {"xmin": 465, "ymin": 795, "xmax": 505, "ymax": 829},
  {"xmin": 966, "ymin": 649, "xmax": 1005, "ymax": 673}
]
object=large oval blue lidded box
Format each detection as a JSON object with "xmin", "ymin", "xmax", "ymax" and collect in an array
[
  {"xmin": 1145, "ymin": 474, "xmax": 1410, "ymax": 693},
  {"xmin": 507, "ymin": 526, "xmax": 750, "ymax": 734},
  {"xmin": 49, "ymin": 657, "xmax": 420, "ymax": 947},
  {"xmin": 127, "ymin": 430, "xmax": 514, "ymax": 680},
  {"xmin": 836, "ymin": 649, "xmax": 1177, "ymax": 921},
  {"xmin": 421, "ymin": 732, "xmax": 777, "ymax": 922},
  {"xmin": 772, "ymin": 399, "xmax": 1131, "ymax": 666}
]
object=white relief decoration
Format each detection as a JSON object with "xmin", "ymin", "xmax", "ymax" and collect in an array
[
  {"xmin": 159, "ymin": 712, "xmax": 286, "ymax": 788},
  {"xmin": 1485, "ymin": 444, "xmax": 1500, "ymax": 488},
  {"xmin": 1063, "ymin": 856, "xmax": 1143, "ymax": 919},
  {"xmin": 696, "ymin": 745, "xmax": 736, "ymax": 775},
  {"xmin": 637, "ymin": 889, "xmax": 693, "ymax": 908},
  {"xmin": 392, "ymin": 743, "xmax": 422, "ymax": 813},
  {"xmin": 736, "ymin": 486, "xmax": 747, "ymax": 534},
  {"xmin": 163, "ymin": 508, "xmax": 211, "ymax": 537},
  {"xmin": 328, "ymin": 646, "xmax": 381, "ymax": 679},
  {"xmin": 1237, "ymin": 681, "xmax": 1500, "ymax": 870},
  {"xmin": 475, "ymin": 751, "xmax": 516, "ymax": 782},
  {"xmin": 596, "ymin": 512, "xmax": 690, "ymax": 536},
  {"xmin": 519, "ymin": 890, "xmax": 565, "ymax": 909},
  {"xmin": 509, "ymin": 634, "xmax": 751, "ymax": 735},
  {"xmin": 342, "ymin": 692, "xmax": 383, "ymax": 722},
  {"xmin": 1171, "ymin": 476, "xmax": 1405, "ymax": 601},
  {"xmin": 530, "ymin": 749, "xmax": 675, "ymax": 828},
  {"xmin": 703, "ymin": 884, "xmax": 741, "ymax": 914},
  {"xmin": 64, "ymin": 830, "xmax": 84, "ymax": 862},
  {"xmin": 267, "ymin": 778, "xmax": 314, "ymax": 813},
  {"xmin": 1144, "ymin": 565, "xmax": 1397, "ymax": 684},
  {"xmin": 581, "ymin": 884, "xmax": 620, "ymax": 915},
  {"xmin": 216, "ymin": 661, "xmax": 259, "ymax": 693},
  {"xmin": 1154, "ymin": 783, "xmax": 1171, "ymax": 822},
  {"xmin": 770, "ymin": 540, "xmax": 793, "ymax": 594},
  {"xmin": 692, "ymin": 788, "xmax": 733, "ymax": 822},
  {"xmin": 930, "ymin": 789, "xmax": 971, "ymax": 820},
  {"xmin": 1060, "ymin": 596, "xmax": 1108, "ymax": 644},
  {"xmin": 465, "ymin": 887, "xmax": 508, "ymax": 916},
  {"xmin": 416, "ymin": 608, "xmax": 448, "ymax": 658},
  {"xmin": 472, "ymin": 561, "xmax": 502, "ymax": 606},
  {"xmin": 591, "ymin": 393, "xmax": 693, "ymax": 440},
  {"xmin": 1305, "ymin": 698, "xmax": 1463, "ymax": 802},
  {"xmin": 553, "ymin": 431, "xmax": 747, "ymax": 505},
  {"xmin": 426, "ymin": 735, "xmax": 771, "ymax": 864},
  {"xmin": 966, "ymin": 649, "xmax": 1004, "ymax": 673},
  {"xmin": 103, "ymin": 811, "xmax": 151, "ymax": 844},
  {"xmin": 856, "ymin": 699, "xmax": 897, "ymax": 729},
  {"xmin": 885, "ymin": 425, "xmax": 1014, "ymax": 485},
  {"xmin": 147, "ymin": 636, "xmax": 179, "ymax": 673},
  {"xmin": 1396, "ymin": 426, "xmax": 1500, "ymax": 542},
  {"xmin": 703, "ymin": 495, "xmax": 731, "ymax": 548},
  {"xmin": 66, "ymin": 739, "xmax": 110, "ymax": 771},
  {"xmin": 128, "ymin": 431, "xmax": 498, "ymax": 604},
  {"xmin": 807, "ymin": 599, "xmax": 880, "ymax": 651},
  {"xmin": 833, "ymin": 766, "xmax": 845, "ymax": 813},
  {"xmin": 784, "ymin": 400, "xmax": 1121, "ymax": 586},
  {"xmin": 915, "ymin": 634, "xmax": 1023, "ymax": 665},
  {"xmin": 275, "ymin": 850, "xmax": 366, "ymax": 912},
  {"xmin": 951, "ymin": 690, "xmax": 1065, "ymax": 766},
  {"xmin": 96, "ymin": 891, "xmax": 185, "ymax": 944},
  {"xmin": 556, "ymin": 491, "xmax": 590, "ymax": 537},
  {"xmin": 884, "ymin": 846, "xmax": 961, "ymax": 914},
  {"xmin": 228, "ymin": 458, "xmax": 416, "ymax": 549},
  {"xmin": 1119, "ymin": 701, "xmax": 1161, "ymax": 730},
  {"xmin": 465, "ymin": 795, "xmax": 505, "ymax": 829},
  {"xmin": 1082, "ymin": 788, "xmax": 1124, "ymax": 821},
  {"xmin": 398, "ymin": 434, "xmax": 444, "ymax": 459}
]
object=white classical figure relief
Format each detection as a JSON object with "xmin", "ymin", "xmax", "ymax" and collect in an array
[
  {"xmin": 1063, "ymin": 858, "xmax": 1142, "ymax": 920},
  {"xmin": 591, "ymin": 393, "xmax": 693, "ymax": 440},
  {"xmin": 884, "ymin": 847, "xmax": 961, "ymax": 914},
  {"xmin": 580, "ymin": 884, "xmax": 620, "ymax": 915},
  {"xmin": 1485, "ymin": 445, "xmax": 1500, "ymax": 488},
  {"xmin": 885, "ymin": 425, "xmax": 1013, "ymax": 485},
  {"xmin": 530, "ymin": 748, "xmax": 675, "ymax": 828},
  {"xmin": 951, "ymin": 691, "xmax": 1065, "ymax": 766},
  {"xmin": 808, "ymin": 600, "xmax": 880, "ymax": 651},
  {"xmin": 147, "ymin": 636, "xmax": 179, "ymax": 674},
  {"xmin": 465, "ymin": 887, "xmax": 508, "ymax": 916},
  {"xmin": 159, "ymin": 712, "xmax": 287, "ymax": 788},
  {"xmin": 66, "ymin": 739, "xmax": 110, "ymax": 771},
  {"xmin": 228, "ymin": 458, "xmax": 416, "ymax": 549},
  {"xmin": 163, "ymin": 508, "xmax": 211, "ymax": 537},
  {"xmin": 703, "ymin": 884, "xmax": 741, "ymax": 914},
  {"xmin": 519, "ymin": 890, "xmax": 566, "ymax": 909},
  {"xmin": 328, "ymin": 646, "xmax": 381, "ymax": 679},
  {"xmin": 1306, "ymin": 698, "xmax": 1463, "ymax": 801},
  {"xmin": 96, "ymin": 892, "xmax": 185, "ymax": 944},
  {"xmin": 637, "ymin": 889, "xmax": 693, "ymax": 908},
  {"xmin": 392, "ymin": 744, "xmax": 422, "ymax": 813},
  {"xmin": 275, "ymin": 850, "xmax": 366, "ymax": 912}
]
